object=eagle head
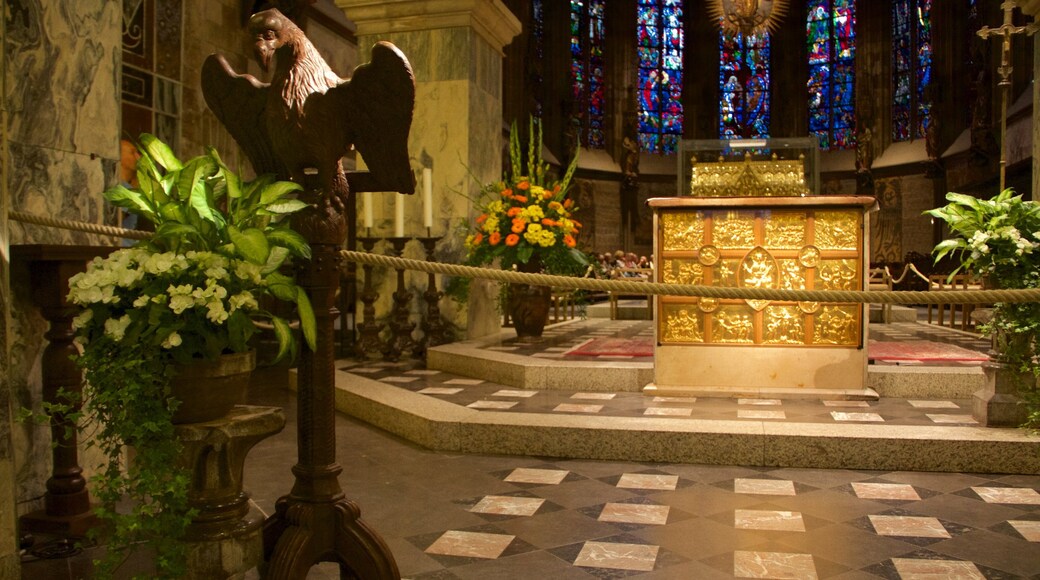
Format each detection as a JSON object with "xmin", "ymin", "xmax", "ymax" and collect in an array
[{"xmin": 248, "ymin": 9, "xmax": 296, "ymax": 73}]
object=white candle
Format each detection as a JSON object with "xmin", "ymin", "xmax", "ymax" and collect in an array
[
  {"xmin": 422, "ymin": 167, "xmax": 433, "ymax": 229},
  {"xmin": 362, "ymin": 191, "xmax": 373, "ymax": 229},
  {"xmin": 395, "ymin": 193, "xmax": 405, "ymax": 237}
]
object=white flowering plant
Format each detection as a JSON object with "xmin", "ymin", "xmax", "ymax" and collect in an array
[
  {"xmin": 926, "ymin": 189, "xmax": 1040, "ymax": 428},
  {"xmin": 52, "ymin": 134, "xmax": 316, "ymax": 578}
]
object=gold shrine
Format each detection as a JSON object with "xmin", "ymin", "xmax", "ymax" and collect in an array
[{"xmin": 647, "ymin": 139, "xmax": 876, "ymax": 396}]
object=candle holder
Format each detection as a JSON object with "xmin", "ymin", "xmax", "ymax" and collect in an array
[
  {"xmin": 383, "ymin": 237, "xmax": 416, "ymax": 361},
  {"xmin": 415, "ymin": 235, "xmax": 450, "ymax": 358},
  {"xmin": 354, "ymin": 237, "xmax": 385, "ymax": 360}
]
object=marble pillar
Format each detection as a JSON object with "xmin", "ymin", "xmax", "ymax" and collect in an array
[
  {"xmin": 3, "ymin": 4, "xmax": 121, "ymax": 577},
  {"xmin": 336, "ymin": 0, "xmax": 521, "ymax": 340}
]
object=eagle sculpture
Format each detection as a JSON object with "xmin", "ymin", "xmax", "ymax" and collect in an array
[{"xmin": 201, "ymin": 8, "xmax": 416, "ymax": 220}]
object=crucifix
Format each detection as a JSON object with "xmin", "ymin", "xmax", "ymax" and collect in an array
[{"xmin": 977, "ymin": 0, "xmax": 1038, "ymax": 192}]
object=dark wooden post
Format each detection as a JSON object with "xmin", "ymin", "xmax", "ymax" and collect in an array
[{"xmin": 14, "ymin": 244, "xmax": 115, "ymax": 536}]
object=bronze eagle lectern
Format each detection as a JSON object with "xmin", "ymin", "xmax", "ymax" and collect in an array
[{"xmin": 202, "ymin": 8, "xmax": 413, "ymax": 579}]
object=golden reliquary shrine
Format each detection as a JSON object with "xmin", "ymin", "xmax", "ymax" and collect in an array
[{"xmin": 646, "ymin": 139, "xmax": 878, "ymax": 397}]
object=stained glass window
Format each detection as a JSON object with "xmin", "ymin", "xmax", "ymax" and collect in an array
[
  {"xmin": 570, "ymin": 0, "xmax": 606, "ymax": 148},
  {"xmin": 719, "ymin": 31, "xmax": 771, "ymax": 139},
  {"xmin": 637, "ymin": 0, "xmax": 684, "ymax": 154},
  {"xmin": 892, "ymin": 0, "xmax": 932, "ymax": 141},
  {"xmin": 531, "ymin": 0, "xmax": 545, "ymax": 118},
  {"xmin": 807, "ymin": 0, "xmax": 856, "ymax": 150}
]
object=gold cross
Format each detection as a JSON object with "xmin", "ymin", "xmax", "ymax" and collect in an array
[{"xmin": 977, "ymin": 1, "xmax": 1038, "ymax": 192}]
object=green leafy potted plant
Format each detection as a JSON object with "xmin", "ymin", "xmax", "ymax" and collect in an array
[
  {"xmin": 926, "ymin": 189, "xmax": 1040, "ymax": 428},
  {"xmin": 460, "ymin": 118, "xmax": 589, "ymax": 338},
  {"xmin": 54, "ymin": 134, "xmax": 317, "ymax": 577}
]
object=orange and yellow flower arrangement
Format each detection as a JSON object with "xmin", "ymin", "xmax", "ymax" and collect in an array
[{"xmin": 465, "ymin": 118, "xmax": 588, "ymax": 275}]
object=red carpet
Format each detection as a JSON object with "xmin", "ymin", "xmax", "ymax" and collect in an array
[
  {"xmin": 565, "ymin": 337, "xmax": 654, "ymax": 357},
  {"xmin": 868, "ymin": 340, "xmax": 989, "ymax": 362}
]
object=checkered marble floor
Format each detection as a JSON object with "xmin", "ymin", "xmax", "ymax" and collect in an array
[
  {"xmin": 239, "ymin": 376, "xmax": 1040, "ymax": 579},
  {"xmin": 344, "ymin": 360, "xmax": 981, "ymax": 427}
]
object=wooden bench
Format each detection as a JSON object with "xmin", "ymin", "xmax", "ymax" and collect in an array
[
  {"xmin": 608, "ymin": 267, "xmax": 654, "ymax": 320},
  {"xmin": 929, "ymin": 273, "xmax": 985, "ymax": 330}
]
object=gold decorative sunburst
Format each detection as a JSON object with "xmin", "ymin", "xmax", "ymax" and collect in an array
[{"xmin": 709, "ymin": 0, "xmax": 790, "ymax": 36}]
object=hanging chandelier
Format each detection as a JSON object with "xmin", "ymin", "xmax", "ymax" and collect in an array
[{"xmin": 709, "ymin": 0, "xmax": 789, "ymax": 36}]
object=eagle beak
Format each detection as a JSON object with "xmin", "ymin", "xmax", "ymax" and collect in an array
[{"xmin": 255, "ymin": 43, "xmax": 273, "ymax": 73}]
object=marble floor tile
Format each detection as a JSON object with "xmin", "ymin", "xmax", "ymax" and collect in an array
[
  {"xmin": 907, "ymin": 400, "xmax": 959, "ymax": 409},
  {"xmin": 971, "ymin": 486, "xmax": 1040, "ymax": 504},
  {"xmin": 443, "ymin": 378, "xmax": 485, "ymax": 385},
  {"xmin": 652, "ymin": 396, "xmax": 697, "ymax": 403},
  {"xmin": 486, "ymin": 346, "xmax": 520, "ymax": 352},
  {"xmin": 504, "ymin": 468, "xmax": 569, "ymax": 485},
  {"xmin": 418, "ymin": 387, "xmax": 464, "ymax": 395},
  {"xmin": 926, "ymin": 414, "xmax": 978, "ymax": 424},
  {"xmin": 491, "ymin": 389, "xmax": 538, "ymax": 398},
  {"xmin": 553, "ymin": 403, "xmax": 603, "ymax": 413},
  {"xmin": 598, "ymin": 502, "xmax": 670, "ymax": 525},
  {"xmin": 381, "ymin": 376, "xmax": 419, "ymax": 383},
  {"xmin": 739, "ymin": 398, "xmax": 782, "ymax": 406},
  {"xmin": 735, "ymin": 509, "xmax": 806, "ymax": 532},
  {"xmin": 891, "ymin": 558, "xmax": 984, "ymax": 579},
  {"xmin": 617, "ymin": 473, "xmax": 679, "ymax": 491},
  {"xmin": 470, "ymin": 495, "xmax": 545, "ymax": 517},
  {"xmin": 822, "ymin": 400, "xmax": 869, "ymax": 407},
  {"xmin": 1008, "ymin": 519, "xmax": 1040, "ymax": 541},
  {"xmin": 571, "ymin": 392, "xmax": 616, "ymax": 400},
  {"xmin": 532, "ymin": 353, "xmax": 566, "ymax": 359},
  {"xmin": 468, "ymin": 400, "xmax": 518, "ymax": 410},
  {"xmin": 405, "ymin": 369, "xmax": 441, "ymax": 375},
  {"xmin": 868, "ymin": 515, "xmax": 950, "ymax": 538},
  {"xmin": 573, "ymin": 541, "xmax": 659, "ymax": 572},
  {"xmin": 347, "ymin": 367, "xmax": 383, "ymax": 373},
  {"xmin": 851, "ymin": 482, "xmax": 920, "ymax": 501},
  {"xmin": 644, "ymin": 407, "xmax": 693, "ymax": 417},
  {"xmin": 735, "ymin": 478, "xmax": 797, "ymax": 496},
  {"xmin": 733, "ymin": 550, "xmax": 817, "ymax": 579},
  {"xmin": 738, "ymin": 409, "xmax": 787, "ymax": 420},
  {"xmin": 830, "ymin": 411, "xmax": 885, "ymax": 422},
  {"xmin": 424, "ymin": 530, "xmax": 516, "ymax": 559}
]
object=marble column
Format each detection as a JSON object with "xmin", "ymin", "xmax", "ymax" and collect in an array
[
  {"xmin": 1020, "ymin": 1, "xmax": 1040, "ymax": 197},
  {"xmin": 335, "ymin": 0, "xmax": 521, "ymax": 340}
]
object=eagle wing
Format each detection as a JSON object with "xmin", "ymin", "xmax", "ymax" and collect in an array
[
  {"xmin": 327, "ymin": 41, "xmax": 416, "ymax": 194},
  {"xmin": 201, "ymin": 54, "xmax": 287, "ymax": 179}
]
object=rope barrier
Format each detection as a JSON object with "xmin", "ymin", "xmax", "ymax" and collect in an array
[
  {"xmin": 340, "ymin": 250, "xmax": 1040, "ymax": 306},
  {"xmin": 10, "ymin": 210, "xmax": 151, "ymax": 240},
  {"xmin": 9, "ymin": 209, "xmax": 1038, "ymax": 306}
]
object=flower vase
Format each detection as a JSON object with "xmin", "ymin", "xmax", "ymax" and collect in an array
[
  {"xmin": 170, "ymin": 350, "xmax": 256, "ymax": 424},
  {"xmin": 507, "ymin": 258, "xmax": 552, "ymax": 340}
]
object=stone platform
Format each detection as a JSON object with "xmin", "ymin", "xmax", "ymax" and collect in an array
[{"xmin": 320, "ymin": 319, "xmax": 1040, "ymax": 475}]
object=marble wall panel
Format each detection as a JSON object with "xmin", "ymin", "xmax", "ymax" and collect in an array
[
  {"xmin": 7, "ymin": 143, "xmax": 111, "ymax": 246},
  {"xmin": 5, "ymin": 0, "xmax": 120, "ymax": 158}
]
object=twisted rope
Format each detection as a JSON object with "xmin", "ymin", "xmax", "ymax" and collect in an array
[
  {"xmin": 341, "ymin": 250, "xmax": 1040, "ymax": 305},
  {"xmin": 10, "ymin": 211, "xmax": 151, "ymax": 240},
  {"xmin": 9, "ymin": 210, "xmax": 1037, "ymax": 306}
]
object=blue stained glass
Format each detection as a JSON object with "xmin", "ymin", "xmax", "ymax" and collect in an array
[
  {"xmin": 806, "ymin": 0, "xmax": 856, "ymax": 150},
  {"xmin": 570, "ymin": 0, "xmax": 606, "ymax": 149},
  {"xmin": 891, "ymin": 0, "xmax": 930, "ymax": 141},
  {"xmin": 638, "ymin": 0, "xmax": 684, "ymax": 154},
  {"xmin": 720, "ymin": 31, "xmax": 771, "ymax": 139}
]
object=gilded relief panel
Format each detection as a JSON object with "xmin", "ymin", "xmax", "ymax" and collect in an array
[
  {"xmin": 813, "ymin": 211, "xmax": 859, "ymax": 250},
  {"xmin": 661, "ymin": 212, "xmax": 704, "ymax": 251},
  {"xmin": 712, "ymin": 306, "xmax": 755, "ymax": 343},
  {"xmin": 812, "ymin": 305, "xmax": 860, "ymax": 345},
  {"xmin": 816, "ymin": 259, "xmax": 858, "ymax": 291},
  {"xmin": 661, "ymin": 304, "xmax": 704, "ymax": 343},
  {"xmin": 715, "ymin": 259, "xmax": 741, "ymax": 287},
  {"xmin": 764, "ymin": 306, "xmax": 806, "ymax": 344},
  {"xmin": 777, "ymin": 259, "xmax": 807, "ymax": 290},
  {"xmin": 764, "ymin": 212, "xmax": 807, "ymax": 249},
  {"xmin": 661, "ymin": 259, "xmax": 703, "ymax": 285},
  {"xmin": 712, "ymin": 211, "xmax": 756, "ymax": 249}
]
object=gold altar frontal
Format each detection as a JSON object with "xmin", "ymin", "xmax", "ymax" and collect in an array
[{"xmin": 645, "ymin": 195, "xmax": 878, "ymax": 398}]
